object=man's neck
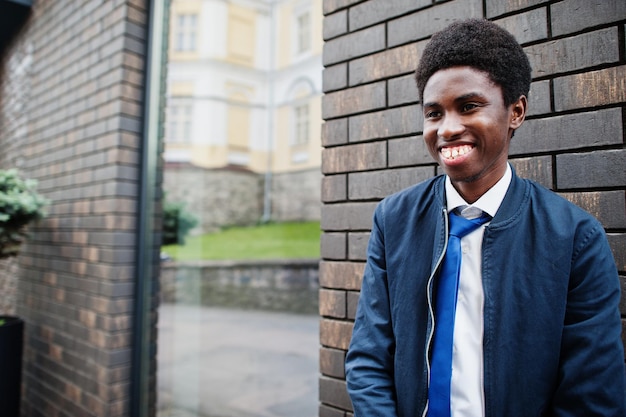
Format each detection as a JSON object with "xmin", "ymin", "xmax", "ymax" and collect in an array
[
  {"xmin": 450, "ymin": 165, "xmax": 508, "ymax": 204},
  {"xmin": 446, "ymin": 164, "xmax": 512, "ymax": 219}
]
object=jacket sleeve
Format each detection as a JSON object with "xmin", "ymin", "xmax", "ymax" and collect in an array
[
  {"xmin": 345, "ymin": 203, "xmax": 399, "ymax": 417},
  {"xmin": 552, "ymin": 221, "xmax": 626, "ymax": 417}
]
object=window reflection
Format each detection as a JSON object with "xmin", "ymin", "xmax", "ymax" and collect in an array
[
  {"xmin": 174, "ymin": 14, "xmax": 198, "ymax": 52},
  {"xmin": 158, "ymin": 0, "xmax": 322, "ymax": 416}
]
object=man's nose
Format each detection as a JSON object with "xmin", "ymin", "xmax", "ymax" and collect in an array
[{"xmin": 437, "ymin": 113, "xmax": 464, "ymax": 140}]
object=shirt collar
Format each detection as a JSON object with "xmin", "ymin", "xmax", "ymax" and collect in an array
[{"xmin": 445, "ymin": 163, "xmax": 512, "ymax": 218}]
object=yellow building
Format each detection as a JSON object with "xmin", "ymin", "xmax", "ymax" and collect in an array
[{"xmin": 165, "ymin": 0, "xmax": 323, "ymax": 174}]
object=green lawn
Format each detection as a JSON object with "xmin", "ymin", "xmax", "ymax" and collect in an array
[{"xmin": 161, "ymin": 221, "xmax": 321, "ymax": 261}]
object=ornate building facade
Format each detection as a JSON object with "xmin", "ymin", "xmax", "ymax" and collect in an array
[{"xmin": 164, "ymin": 0, "xmax": 323, "ymax": 230}]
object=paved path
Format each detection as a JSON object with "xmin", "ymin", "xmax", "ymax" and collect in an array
[{"xmin": 157, "ymin": 304, "xmax": 319, "ymax": 417}]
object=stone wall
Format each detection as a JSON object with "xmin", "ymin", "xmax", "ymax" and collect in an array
[
  {"xmin": 319, "ymin": 1, "xmax": 626, "ymax": 415},
  {"xmin": 0, "ymin": 1, "xmax": 158, "ymax": 416},
  {"xmin": 164, "ymin": 164, "xmax": 264, "ymax": 233},
  {"xmin": 272, "ymin": 168, "xmax": 322, "ymax": 222},
  {"xmin": 163, "ymin": 164, "xmax": 321, "ymax": 233},
  {"xmin": 160, "ymin": 259, "xmax": 319, "ymax": 314}
]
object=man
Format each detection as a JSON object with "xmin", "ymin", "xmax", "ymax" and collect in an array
[{"xmin": 345, "ymin": 18, "xmax": 625, "ymax": 417}]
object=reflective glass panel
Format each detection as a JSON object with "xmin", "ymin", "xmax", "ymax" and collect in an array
[{"xmin": 157, "ymin": 1, "xmax": 322, "ymax": 416}]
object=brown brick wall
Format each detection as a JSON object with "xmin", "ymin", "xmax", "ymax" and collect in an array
[
  {"xmin": 320, "ymin": 1, "xmax": 626, "ymax": 415},
  {"xmin": 0, "ymin": 1, "xmax": 156, "ymax": 416},
  {"xmin": 0, "ymin": 258, "xmax": 19, "ymax": 315}
]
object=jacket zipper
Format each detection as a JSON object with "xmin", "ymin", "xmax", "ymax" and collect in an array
[{"xmin": 422, "ymin": 207, "xmax": 449, "ymax": 417}]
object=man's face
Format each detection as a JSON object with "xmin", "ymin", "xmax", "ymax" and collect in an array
[{"xmin": 422, "ymin": 66, "xmax": 526, "ymax": 202}]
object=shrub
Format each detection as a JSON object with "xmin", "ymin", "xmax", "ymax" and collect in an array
[
  {"xmin": 0, "ymin": 169, "xmax": 48, "ymax": 259},
  {"xmin": 162, "ymin": 198, "xmax": 198, "ymax": 246}
]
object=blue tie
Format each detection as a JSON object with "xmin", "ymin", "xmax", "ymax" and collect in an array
[{"xmin": 428, "ymin": 210, "xmax": 491, "ymax": 417}]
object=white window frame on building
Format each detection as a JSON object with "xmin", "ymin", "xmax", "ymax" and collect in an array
[
  {"xmin": 292, "ymin": 102, "xmax": 310, "ymax": 147},
  {"xmin": 174, "ymin": 13, "xmax": 197, "ymax": 52},
  {"xmin": 294, "ymin": 9, "xmax": 311, "ymax": 55},
  {"xmin": 166, "ymin": 100, "xmax": 193, "ymax": 143}
]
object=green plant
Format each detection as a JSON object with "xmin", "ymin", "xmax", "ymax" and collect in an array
[
  {"xmin": 162, "ymin": 198, "xmax": 198, "ymax": 246},
  {"xmin": 0, "ymin": 169, "xmax": 48, "ymax": 259}
]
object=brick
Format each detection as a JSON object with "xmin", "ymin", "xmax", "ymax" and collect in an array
[
  {"xmin": 607, "ymin": 234, "xmax": 625, "ymax": 272},
  {"xmin": 388, "ymin": 136, "xmax": 434, "ymax": 167},
  {"xmin": 126, "ymin": 4, "xmax": 146, "ymax": 25},
  {"xmin": 320, "ymin": 289, "xmax": 347, "ymax": 318},
  {"xmin": 556, "ymin": 149, "xmax": 626, "ymax": 189},
  {"xmin": 320, "ymin": 319, "xmax": 354, "ymax": 350},
  {"xmin": 349, "ymin": 166, "xmax": 432, "ymax": 200},
  {"xmin": 551, "ymin": 0, "xmax": 626, "ymax": 37},
  {"xmin": 324, "ymin": 9, "xmax": 348, "ymax": 40},
  {"xmin": 525, "ymin": 28, "xmax": 620, "ymax": 78},
  {"xmin": 527, "ymin": 80, "xmax": 551, "ymax": 116},
  {"xmin": 349, "ymin": 0, "xmax": 430, "ymax": 31},
  {"xmin": 486, "ymin": 0, "xmax": 546, "ymax": 18},
  {"xmin": 126, "ymin": 19, "xmax": 147, "ymax": 40},
  {"xmin": 559, "ymin": 191, "xmax": 626, "ymax": 229},
  {"xmin": 495, "ymin": 7, "xmax": 548, "ymax": 45},
  {"xmin": 349, "ymin": 43, "xmax": 420, "ymax": 86},
  {"xmin": 97, "ymin": 314, "xmax": 132, "ymax": 332},
  {"xmin": 322, "ymin": 118, "xmax": 348, "ymax": 146},
  {"xmin": 322, "ymin": 142, "xmax": 387, "ymax": 174},
  {"xmin": 509, "ymin": 156, "xmax": 553, "ymax": 189},
  {"xmin": 321, "ymin": 202, "xmax": 378, "ymax": 231},
  {"xmin": 322, "ymin": 81, "xmax": 386, "ymax": 119},
  {"xmin": 510, "ymin": 108, "xmax": 623, "ymax": 155},
  {"xmin": 323, "ymin": 24, "xmax": 386, "ymax": 66},
  {"xmin": 323, "ymin": 63, "xmax": 348, "ymax": 93},
  {"xmin": 320, "ymin": 403, "xmax": 346, "ymax": 417},
  {"xmin": 320, "ymin": 347, "xmax": 347, "ymax": 378},
  {"xmin": 321, "ymin": 232, "xmax": 348, "ymax": 259},
  {"xmin": 554, "ymin": 65, "xmax": 626, "ymax": 111},
  {"xmin": 319, "ymin": 261, "xmax": 365, "ymax": 290},
  {"xmin": 87, "ymin": 231, "xmax": 135, "ymax": 246},
  {"xmin": 322, "ymin": 174, "xmax": 348, "ymax": 202},
  {"xmin": 347, "ymin": 291, "xmax": 360, "ymax": 319},
  {"xmin": 323, "ymin": 0, "xmax": 364, "ymax": 15},
  {"xmin": 388, "ymin": 74, "xmax": 419, "ymax": 107},
  {"xmin": 388, "ymin": 0, "xmax": 482, "ymax": 47},
  {"xmin": 349, "ymin": 105, "xmax": 421, "ymax": 143},
  {"xmin": 348, "ymin": 232, "xmax": 370, "ymax": 261},
  {"xmin": 320, "ymin": 376, "xmax": 353, "ymax": 411}
]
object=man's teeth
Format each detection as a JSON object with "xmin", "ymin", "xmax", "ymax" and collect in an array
[{"xmin": 441, "ymin": 145, "xmax": 472, "ymax": 159}]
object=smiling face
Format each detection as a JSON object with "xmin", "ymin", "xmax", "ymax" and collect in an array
[{"xmin": 422, "ymin": 66, "xmax": 527, "ymax": 203}]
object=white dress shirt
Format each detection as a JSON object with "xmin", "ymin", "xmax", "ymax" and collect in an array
[{"xmin": 444, "ymin": 164, "xmax": 512, "ymax": 417}]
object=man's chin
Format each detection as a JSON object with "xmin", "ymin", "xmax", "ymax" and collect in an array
[{"xmin": 441, "ymin": 167, "xmax": 481, "ymax": 184}]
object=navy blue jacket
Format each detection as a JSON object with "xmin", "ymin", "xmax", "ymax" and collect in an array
[{"xmin": 345, "ymin": 171, "xmax": 625, "ymax": 417}]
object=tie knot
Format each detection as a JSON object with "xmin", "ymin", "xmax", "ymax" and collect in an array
[
  {"xmin": 457, "ymin": 205, "xmax": 484, "ymax": 219},
  {"xmin": 448, "ymin": 211, "xmax": 490, "ymax": 238}
]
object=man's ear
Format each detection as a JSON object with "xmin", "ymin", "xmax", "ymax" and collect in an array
[{"xmin": 509, "ymin": 95, "xmax": 527, "ymax": 130}]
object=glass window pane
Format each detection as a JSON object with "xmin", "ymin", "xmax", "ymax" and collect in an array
[
  {"xmin": 297, "ymin": 12, "xmax": 311, "ymax": 53},
  {"xmin": 158, "ymin": 1, "xmax": 322, "ymax": 416}
]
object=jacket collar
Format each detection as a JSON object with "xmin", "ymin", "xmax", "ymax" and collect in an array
[{"xmin": 434, "ymin": 166, "xmax": 528, "ymax": 227}]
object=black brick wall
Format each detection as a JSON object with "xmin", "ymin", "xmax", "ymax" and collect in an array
[{"xmin": 320, "ymin": 1, "xmax": 626, "ymax": 416}]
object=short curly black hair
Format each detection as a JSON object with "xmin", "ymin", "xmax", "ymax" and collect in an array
[{"xmin": 415, "ymin": 18, "xmax": 532, "ymax": 107}]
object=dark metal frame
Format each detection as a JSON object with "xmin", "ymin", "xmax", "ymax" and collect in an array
[{"xmin": 131, "ymin": 1, "xmax": 170, "ymax": 416}]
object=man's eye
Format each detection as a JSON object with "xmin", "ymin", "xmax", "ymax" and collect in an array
[
  {"xmin": 461, "ymin": 103, "xmax": 478, "ymax": 112},
  {"xmin": 425, "ymin": 111, "xmax": 441, "ymax": 119}
]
